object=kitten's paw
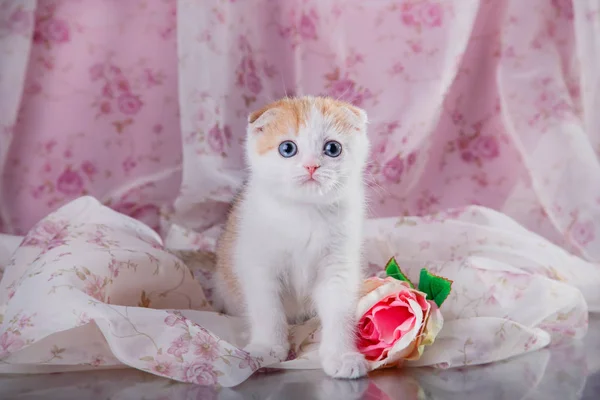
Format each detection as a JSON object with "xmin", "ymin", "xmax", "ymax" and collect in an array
[
  {"xmin": 321, "ymin": 351, "xmax": 369, "ymax": 379},
  {"xmin": 244, "ymin": 342, "xmax": 290, "ymax": 362}
]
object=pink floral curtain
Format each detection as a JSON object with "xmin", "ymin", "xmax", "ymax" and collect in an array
[
  {"xmin": 1, "ymin": 0, "xmax": 599, "ymax": 262},
  {"xmin": 0, "ymin": 0, "xmax": 182, "ymax": 235}
]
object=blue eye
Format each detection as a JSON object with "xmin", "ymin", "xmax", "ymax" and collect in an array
[
  {"xmin": 323, "ymin": 141, "xmax": 342, "ymax": 158},
  {"xmin": 278, "ymin": 141, "xmax": 298, "ymax": 158}
]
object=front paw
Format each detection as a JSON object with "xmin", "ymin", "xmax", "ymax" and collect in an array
[
  {"xmin": 244, "ymin": 341, "xmax": 290, "ymax": 362},
  {"xmin": 321, "ymin": 351, "xmax": 369, "ymax": 379}
]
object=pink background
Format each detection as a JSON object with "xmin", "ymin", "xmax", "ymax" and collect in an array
[{"xmin": 1, "ymin": 0, "xmax": 599, "ymax": 262}]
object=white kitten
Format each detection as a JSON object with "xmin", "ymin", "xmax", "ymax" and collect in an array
[{"xmin": 214, "ymin": 96, "xmax": 370, "ymax": 379}]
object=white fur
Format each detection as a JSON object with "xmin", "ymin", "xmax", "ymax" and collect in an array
[{"xmin": 220, "ymin": 99, "xmax": 370, "ymax": 379}]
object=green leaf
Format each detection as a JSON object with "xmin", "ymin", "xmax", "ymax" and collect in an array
[
  {"xmin": 385, "ymin": 257, "xmax": 414, "ymax": 288},
  {"xmin": 418, "ymin": 268, "xmax": 453, "ymax": 307}
]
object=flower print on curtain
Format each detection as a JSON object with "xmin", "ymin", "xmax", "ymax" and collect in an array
[
  {"xmin": 175, "ymin": 0, "xmax": 600, "ymax": 262},
  {"xmin": 0, "ymin": 0, "xmax": 182, "ymax": 236},
  {"xmin": 0, "ymin": 0, "xmax": 36, "ymax": 234}
]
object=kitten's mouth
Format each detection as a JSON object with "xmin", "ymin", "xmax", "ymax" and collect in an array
[{"xmin": 300, "ymin": 176, "xmax": 320, "ymax": 185}]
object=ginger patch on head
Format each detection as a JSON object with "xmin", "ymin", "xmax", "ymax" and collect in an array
[
  {"xmin": 313, "ymin": 97, "xmax": 366, "ymax": 133},
  {"xmin": 248, "ymin": 97, "xmax": 366, "ymax": 155},
  {"xmin": 249, "ymin": 99, "xmax": 307, "ymax": 155}
]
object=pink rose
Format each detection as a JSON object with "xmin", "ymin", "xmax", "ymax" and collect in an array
[
  {"xmin": 471, "ymin": 135, "xmax": 499, "ymax": 159},
  {"xmin": 36, "ymin": 18, "xmax": 70, "ymax": 43},
  {"xmin": 382, "ymin": 156, "xmax": 404, "ymax": 183},
  {"xmin": 117, "ymin": 93, "xmax": 143, "ymax": 115},
  {"xmin": 356, "ymin": 277, "xmax": 443, "ymax": 369},
  {"xmin": 182, "ymin": 362, "xmax": 218, "ymax": 385},
  {"xmin": 56, "ymin": 167, "xmax": 84, "ymax": 195}
]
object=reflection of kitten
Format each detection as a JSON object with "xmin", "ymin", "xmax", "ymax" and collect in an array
[{"xmin": 214, "ymin": 96, "xmax": 370, "ymax": 379}]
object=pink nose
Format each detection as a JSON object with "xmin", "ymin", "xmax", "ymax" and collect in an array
[{"xmin": 304, "ymin": 165, "xmax": 319, "ymax": 177}]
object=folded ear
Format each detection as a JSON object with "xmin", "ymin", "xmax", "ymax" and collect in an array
[
  {"xmin": 248, "ymin": 105, "xmax": 280, "ymax": 134},
  {"xmin": 342, "ymin": 104, "xmax": 368, "ymax": 126}
]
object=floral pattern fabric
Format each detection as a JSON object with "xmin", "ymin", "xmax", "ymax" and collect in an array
[
  {"xmin": 0, "ymin": 0, "xmax": 599, "ymax": 387},
  {"xmin": 0, "ymin": 196, "xmax": 595, "ymax": 386}
]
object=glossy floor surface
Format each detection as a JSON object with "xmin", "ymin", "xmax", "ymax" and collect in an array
[{"xmin": 1, "ymin": 316, "xmax": 599, "ymax": 400}]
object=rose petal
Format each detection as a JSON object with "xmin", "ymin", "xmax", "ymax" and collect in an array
[
  {"xmin": 368, "ymin": 298, "xmax": 424, "ymax": 368},
  {"xmin": 421, "ymin": 302, "xmax": 444, "ymax": 347},
  {"xmin": 356, "ymin": 279, "xmax": 422, "ymax": 319},
  {"xmin": 358, "ymin": 340, "xmax": 388, "ymax": 360},
  {"xmin": 360, "ymin": 316, "xmax": 380, "ymax": 340},
  {"xmin": 393, "ymin": 314, "xmax": 416, "ymax": 336},
  {"xmin": 372, "ymin": 306, "xmax": 414, "ymax": 343}
]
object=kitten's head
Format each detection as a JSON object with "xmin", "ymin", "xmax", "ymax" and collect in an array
[{"xmin": 245, "ymin": 96, "xmax": 370, "ymax": 203}]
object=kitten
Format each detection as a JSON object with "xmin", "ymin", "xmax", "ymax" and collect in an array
[{"xmin": 214, "ymin": 96, "xmax": 370, "ymax": 379}]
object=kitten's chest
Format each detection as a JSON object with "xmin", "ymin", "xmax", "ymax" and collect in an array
[{"xmin": 278, "ymin": 207, "xmax": 335, "ymax": 256}]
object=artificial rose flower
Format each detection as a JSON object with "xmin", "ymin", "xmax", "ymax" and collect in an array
[{"xmin": 356, "ymin": 276, "xmax": 443, "ymax": 370}]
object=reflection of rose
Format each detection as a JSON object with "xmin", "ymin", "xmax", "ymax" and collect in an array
[
  {"xmin": 182, "ymin": 362, "xmax": 218, "ymax": 385},
  {"xmin": 356, "ymin": 277, "xmax": 443, "ymax": 370}
]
